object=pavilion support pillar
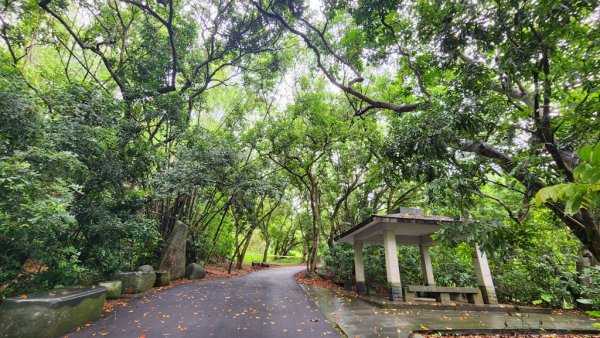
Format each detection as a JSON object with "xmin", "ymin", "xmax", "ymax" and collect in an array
[
  {"xmin": 383, "ymin": 230, "xmax": 403, "ymax": 301},
  {"xmin": 354, "ymin": 241, "xmax": 367, "ymax": 295},
  {"xmin": 472, "ymin": 244, "xmax": 498, "ymax": 304},
  {"xmin": 418, "ymin": 244, "xmax": 435, "ymax": 286}
]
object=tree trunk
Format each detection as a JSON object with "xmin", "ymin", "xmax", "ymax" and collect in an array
[
  {"xmin": 327, "ymin": 227, "xmax": 335, "ymax": 250},
  {"xmin": 307, "ymin": 180, "xmax": 322, "ymax": 274},
  {"xmin": 228, "ymin": 235, "xmax": 245, "ymax": 274},
  {"xmin": 301, "ymin": 240, "xmax": 307, "ymax": 263},
  {"xmin": 262, "ymin": 237, "xmax": 270, "ymax": 263},
  {"xmin": 237, "ymin": 227, "xmax": 254, "ymax": 269},
  {"xmin": 308, "ymin": 230, "xmax": 320, "ymax": 273}
]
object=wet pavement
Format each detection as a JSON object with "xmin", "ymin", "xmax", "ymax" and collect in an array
[
  {"xmin": 67, "ymin": 266, "xmax": 340, "ymax": 337},
  {"xmin": 302, "ymin": 285, "xmax": 600, "ymax": 337}
]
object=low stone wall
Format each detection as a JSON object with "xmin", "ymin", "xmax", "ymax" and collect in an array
[{"xmin": 0, "ymin": 286, "xmax": 107, "ymax": 338}]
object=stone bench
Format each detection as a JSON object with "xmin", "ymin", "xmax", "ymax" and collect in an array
[
  {"xmin": 403, "ymin": 285, "xmax": 484, "ymax": 305},
  {"xmin": 0, "ymin": 286, "xmax": 107, "ymax": 338}
]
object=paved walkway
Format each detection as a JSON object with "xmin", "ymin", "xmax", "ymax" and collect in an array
[
  {"xmin": 68, "ymin": 266, "xmax": 339, "ymax": 337},
  {"xmin": 302, "ymin": 285, "xmax": 600, "ymax": 338}
]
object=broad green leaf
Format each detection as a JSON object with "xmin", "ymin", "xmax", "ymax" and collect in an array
[
  {"xmin": 592, "ymin": 143, "xmax": 600, "ymax": 166},
  {"xmin": 578, "ymin": 144, "xmax": 593, "ymax": 162},
  {"xmin": 540, "ymin": 293, "xmax": 552, "ymax": 303},
  {"xmin": 565, "ymin": 193, "xmax": 584, "ymax": 215}
]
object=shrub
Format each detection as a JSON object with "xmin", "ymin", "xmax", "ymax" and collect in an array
[
  {"xmin": 578, "ymin": 267, "xmax": 600, "ymax": 309},
  {"xmin": 322, "ymin": 243, "xmax": 355, "ymax": 282}
]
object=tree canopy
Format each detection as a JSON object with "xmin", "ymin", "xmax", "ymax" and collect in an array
[{"xmin": 1, "ymin": 0, "xmax": 599, "ymax": 308}]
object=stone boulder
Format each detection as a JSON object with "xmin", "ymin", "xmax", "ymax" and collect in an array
[
  {"xmin": 154, "ymin": 271, "xmax": 171, "ymax": 287},
  {"xmin": 185, "ymin": 263, "xmax": 206, "ymax": 280},
  {"xmin": 98, "ymin": 281, "xmax": 122, "ymax": 299},
  {"xmin": 114, "ymin": 271, "xmax": 156, "ymax": 296},
  {"xmin": 137, "ymin": 265, "xmax": 155, "ymax": 273},
  {"xmin": 158, "ymin": 221, "xmax": 188, "ymax": 279}
]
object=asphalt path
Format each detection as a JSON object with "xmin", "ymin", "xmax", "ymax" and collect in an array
[{"xmin": 68, "ymin": 266, "xmax": 340, "ymax": 337}]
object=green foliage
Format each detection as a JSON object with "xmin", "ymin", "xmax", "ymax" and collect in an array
[
  {"xmin": 0, "ymin": 66, "xmax": 41, "ymax": 155},
  {"xmin": 430, "ymin": 245, "xmax": 477, "ymax": 287},
  {"xmin": 1, "ymin": 0, "xmax": 598, "ymax": 312},
  {"xmin": 323, "ymin": 243, "xmax": 355, "ymax": 281},
  {"xmin": 536, "ymin": 143, "xmax": 600, "ymax": 215},
  {"xmin": 495, "ymin": 254, "xmax": 579, "ymax": 307},
  {"xmin": 579, "ymin": 267, "xmax": 600, "ymax": 308},
  {"xmin": 0, "ymin": 80, "xmax": 163, "ymax": 296},
  {"xmin": 586, "ymin": 310, "xmax": 600, "ymax": 318},
  {"xmin": 0, "ymin": 149, "xmax": 82, "ymax": 294}
]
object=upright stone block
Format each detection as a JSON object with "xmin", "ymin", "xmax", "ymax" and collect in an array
[{"xmin": 158, "ymin": 221, "xmax": 188, "ymax": 280}]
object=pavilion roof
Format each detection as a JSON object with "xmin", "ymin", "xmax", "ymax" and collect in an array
[{"xmin": 335, "ymin": 209, "xmax": 456, "ymax": 245}]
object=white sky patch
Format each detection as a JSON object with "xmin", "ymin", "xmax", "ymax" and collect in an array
[{"xmin": 308, "ymin": 0, "xmax": 322, "ymax": 11}]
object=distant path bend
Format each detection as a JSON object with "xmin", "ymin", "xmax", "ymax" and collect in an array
[{"xmin": 69, "ymin": 266, "xmax": 340, "ymax": 337}]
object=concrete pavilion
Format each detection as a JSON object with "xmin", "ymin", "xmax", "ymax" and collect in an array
[{"xmin": 336, "ymin": 208, "xmax": 497, "ymax": 304}]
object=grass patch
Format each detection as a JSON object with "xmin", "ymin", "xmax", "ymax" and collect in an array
[
  {"xmin": 272, "ymin": 256, "xmax": 303, "ymax": 264},
  {"xmin": 242, "ymin": 252, "xmax": 303, "ymax": 265},
  {"xmin": 242, "ymin": 252, "xmax": 264, "ymax": 264}
]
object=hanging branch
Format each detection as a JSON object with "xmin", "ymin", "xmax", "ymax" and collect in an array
[
  {"xmin": 120, "ymin": 0, "xmax": 178, "ymax": 93},
  {"xmin": 38, "ymin": 0, "xmax": 127, "ymax": 95},
  {"xmin": 251, "ymin": 0, "xmax": 423, "ymax": 116}
]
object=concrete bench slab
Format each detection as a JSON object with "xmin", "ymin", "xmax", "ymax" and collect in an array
[
  {"xmin": 404, "ymin": 285, "xmax": 484, "ymax": 305},
  {"xmin": 0, "ymin": 286, "xmax": 107, "ymax": 338},
  {"xmin": 406, "ymin": 285, "xmax": 480, "ymax": 293}
]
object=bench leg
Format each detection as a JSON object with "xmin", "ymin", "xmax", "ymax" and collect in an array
[
  {"xmin": 403, "ymin": 289, "xmax": 415, "ymax": 302},
  {"xmin": 436, "ymin": 293, "xmax": 451, "ymax": 305},
  {"xmin": 468, "ymin": 292, "xmax": 484, "ymax": 305}
]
